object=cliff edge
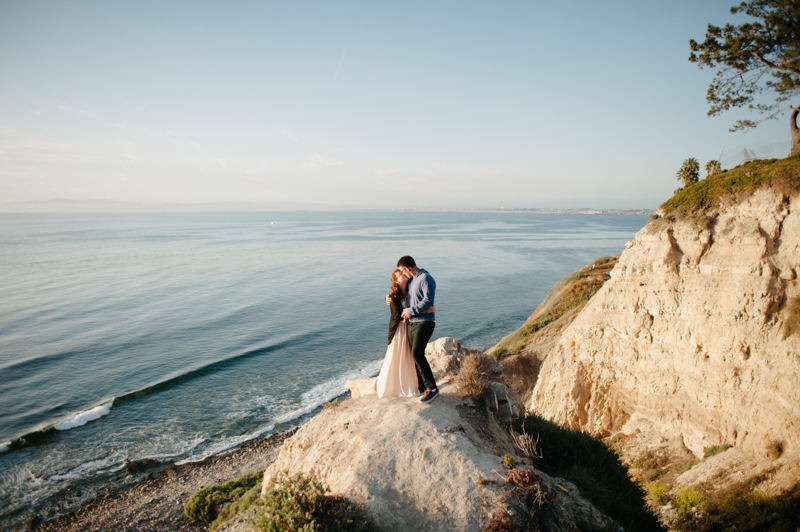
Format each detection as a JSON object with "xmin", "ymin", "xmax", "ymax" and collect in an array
[{"xmin": 531, "ymin": 185, "xmax": 799, "ymax": 482}]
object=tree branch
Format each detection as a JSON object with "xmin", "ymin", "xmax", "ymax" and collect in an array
[{"xmin": 752, "ymin": 50, "xmax": 800, "ymax": 77}]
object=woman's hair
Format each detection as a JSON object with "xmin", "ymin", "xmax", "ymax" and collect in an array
[{"xmin": 388, "ymin": 269, "xmax": 405, "ymax": 300}]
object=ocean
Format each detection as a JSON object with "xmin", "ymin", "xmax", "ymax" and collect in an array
[{"xmin": 0, "ymin": 211, "xmax": 649, "ymax": 526}]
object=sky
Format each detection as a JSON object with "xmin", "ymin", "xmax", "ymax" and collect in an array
[{"xmin": 0, "ymin": 0, "xmax": 794, "ymax": 209}]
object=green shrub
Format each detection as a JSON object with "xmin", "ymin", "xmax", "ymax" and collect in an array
[
  {"xmin": 251, "ymin": 470, "xmax": 375, "ymax": 532},
  {"xmin": 675, "ymin": 487, "xmax": 704, "ymax": 513},
  {"xmin": 502, "ymin": 454, "xmax": 516, "ymax": 470},
  {"xmin": 717, "ymin": 492, "xmax": 796, "ymax": 532},
  {"xmin": 211, "ymin": 484, "xmax": 263, "ymax": 530},
  {"xmin": 513, "ymin": 413, "xmax": 661, "ymax": 531},
  {"xmin": 675, "ymin": 491, "xmax": 798, "ymax": 532},
  {"xmin": 648, "ymin": 482, "xmax": 668, "ymax": 505},
  {"xmin": 185, "ymin": 470, "xmax": 264, "ymax": 524},
  {"xmin": 704, "ymin": 444, "xmax": 732, "ymax": 458}
]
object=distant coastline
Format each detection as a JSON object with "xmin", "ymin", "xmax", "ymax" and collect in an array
[
  {"xmin": 388, "ymin": 208, "xmax": 656, "ymax": 215},
  {"xmin": 0, "ymin": 199, "xmax": 656, "ymax": 215}
]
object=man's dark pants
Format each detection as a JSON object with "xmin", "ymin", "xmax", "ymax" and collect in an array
[{"xmin": 408, "ymin": 321, "xmax": 437, "ymax": 392}]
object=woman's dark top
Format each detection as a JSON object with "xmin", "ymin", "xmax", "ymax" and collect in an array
[{"xmin": 387, "ymin": 293, "xmax": 405, "ymax": 345}]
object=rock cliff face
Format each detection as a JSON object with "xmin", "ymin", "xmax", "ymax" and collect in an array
[{"xmin": 531, "ymin": 188, "xmax": 800, "ymax": 459}]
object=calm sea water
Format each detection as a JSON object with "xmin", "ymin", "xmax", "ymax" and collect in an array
[{"xmin": 0, "ymin": 211, "xmax": 648, "ymax": 526}]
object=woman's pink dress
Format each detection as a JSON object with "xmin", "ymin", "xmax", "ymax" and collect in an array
[{"xmin": 376, "ymin": 321, "xmax": 420, "ymax": 398}]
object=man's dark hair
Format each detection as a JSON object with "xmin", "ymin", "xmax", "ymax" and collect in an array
[{"xmin": 397, "ymin": 255, "xmax": 416, "ymax": 268}]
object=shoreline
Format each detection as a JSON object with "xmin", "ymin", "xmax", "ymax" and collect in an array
[{"xmin": 26, "ymin": 429, "xmax": 297, "ymax": 532}]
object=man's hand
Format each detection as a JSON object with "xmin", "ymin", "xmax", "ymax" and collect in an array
[
  {"xmin": 401, "ymin": 309, "xmax": 411, "ymax": 319},
  {"xmin": 385, "ymin": 294, "xmax": 392, "ymax": 305}
]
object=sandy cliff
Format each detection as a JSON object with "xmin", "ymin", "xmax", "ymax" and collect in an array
[{"xmin": 530, "ymin": 188, "xmax": 800, "ymax": 464}]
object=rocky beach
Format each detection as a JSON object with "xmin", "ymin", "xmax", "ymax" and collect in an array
[{"xmin": 32, "ymin": 431, "xmax": 294, "ymax": 532}]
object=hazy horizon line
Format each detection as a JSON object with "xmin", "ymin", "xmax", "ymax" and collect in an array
[{"xmin": 0, "ymin": 198, "xmax": 659, "ymax": 213}]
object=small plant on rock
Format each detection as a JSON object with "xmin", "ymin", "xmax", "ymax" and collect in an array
[
  {"xmin": 704, "ymin": 444, "xmax": 732, "ymax": 458},
  {"xmin": 767, "ymin": 439, "xmax": 785, "ymax": 459},
  {"xmin": 510, "ymin": 430, "xmax": 543, "ymax": 461},
  {"xmin": 456, "ymin": 353, "xmax": 492, "ymax": 399},
  {"xmin": 250, "ymin": 470, "xmax": 375, "ymax": 532},
  {"xmin": 502, "ymin": 454, "xmax": 516, "ymax": 470},
  {"xmin": 675, "ymin": 487, "xmax": 704, "ymax": 514},
  {"xmin": 483, "ymin": 512, "xmax": 523, "ymax": 532},
  {"xmin": 506, "ymin": 469, "xmax": 537, "ymax": 488},
  {"xmin": 322, "ymin": 399, "xmax": 340, "ymax": 410},
  {"xmin": 647, "ymin": 482, "xmax": 669, "ymax": 505}
]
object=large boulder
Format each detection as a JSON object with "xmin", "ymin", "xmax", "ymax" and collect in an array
[{"xmin": 223, "ymin": 381, "xmax": 616, "ymax": 532}]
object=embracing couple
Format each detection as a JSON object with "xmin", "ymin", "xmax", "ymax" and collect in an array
[{"xmin": 376, "ymin": 255, "xmax": 439, "ymax": 404}]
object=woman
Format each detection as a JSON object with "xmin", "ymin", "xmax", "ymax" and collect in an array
[{"xmin": 376, "ymin": 269, "xmax": 434, "ymax": 398}]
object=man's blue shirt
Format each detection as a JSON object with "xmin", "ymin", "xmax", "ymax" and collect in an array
[{"xmin": 408, "ymin": 269, "xmax": 435, "ymax": 322}]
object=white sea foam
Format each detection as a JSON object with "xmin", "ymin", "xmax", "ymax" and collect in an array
[
  {"xmin": 175, "ymin": 423, "xmax": 276, "ymax": 465},
  {"xmin": 54, "ymin": 403, "xmax": 113, "ymax": 431},
  {"xmin": 276, "ymin": 359, "xmax": 383, "ymax": 424},
  {"xmin": 0, "ymin": 441, "xmax": 10, "ymax": 453},
  {"xmin": 46, "ymin": 451, "xmax": 127, "ymax": 481}
]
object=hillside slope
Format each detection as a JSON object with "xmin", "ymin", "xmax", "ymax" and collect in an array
[{"xmin": 491, "ymin": 255, "xmax": 619, "ymax": 405}]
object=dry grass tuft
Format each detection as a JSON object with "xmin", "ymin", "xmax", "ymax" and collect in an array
[
  {"xmin": 456, "ymin": 353, "xmax": 492, "ymax": 399},
  {"xmin": 773, "ymin": 167, "xmax": 800, "ymax": 197},
  {"xmin": 511, "ymin": 430, "xmax": 543, "ymax": 461},
  {"xmin": 767, "ymin": 439, "xmax": 785, "ymax": 459}
]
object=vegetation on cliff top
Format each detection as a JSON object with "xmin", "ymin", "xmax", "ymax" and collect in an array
[
  {"xmin": 490, "ymin": 255, "xmax": 619, "ymax": 360},
  {"xmin": 660, "ymin": 156, "xmax": 800, "ymax": 216}
]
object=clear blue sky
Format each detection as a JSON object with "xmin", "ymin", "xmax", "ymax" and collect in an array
[{"xmin": 0, "ymin": 0, "xmax": 792, "ymax": 209}]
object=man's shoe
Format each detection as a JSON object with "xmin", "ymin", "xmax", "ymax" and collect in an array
[{"xmin": 420, "ymin": 388, "xmax": 439, "ymax": 404}]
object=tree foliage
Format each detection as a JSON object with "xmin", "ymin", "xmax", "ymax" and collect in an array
[
  {"xmin": 677, "ymin": 158, "xmax": 700, "ymax": 186},
  {"xmin": 689, "ymin": 0, "xmax": 800, "ymax": 131},
  {"xmin": 706, "ymin": 159, "xmax": 721, "ymax": 176}
]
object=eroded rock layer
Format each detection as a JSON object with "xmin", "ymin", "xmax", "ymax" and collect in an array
[{"xmin": 531, "ymin": 189, "xmax": 800, "ymax": 458}]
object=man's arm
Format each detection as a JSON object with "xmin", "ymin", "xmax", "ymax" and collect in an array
[{"xmin": 402, "ymin": 274, "xmax": 436, "ymax": 318}]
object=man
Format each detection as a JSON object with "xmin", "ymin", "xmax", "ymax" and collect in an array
[{"xmin": 396, "ymin": 255, "xmax": 439, "ymax": 404}]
